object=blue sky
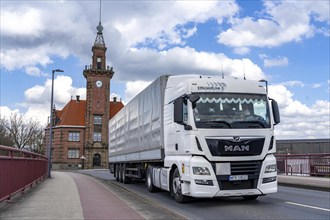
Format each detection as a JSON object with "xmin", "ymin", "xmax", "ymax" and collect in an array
[{"xmin": 1, "ymin": 0, "xmax": 329, "ymax": 139}]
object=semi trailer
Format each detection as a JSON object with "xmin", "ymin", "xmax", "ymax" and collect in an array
[{"xmin": 109, "ymin": 75, "xmax": 280, "ymax": 203}]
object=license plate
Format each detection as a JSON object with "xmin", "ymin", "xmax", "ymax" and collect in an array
[{"xmin": 229, "ymin": 175, "xmax": 248, "ymax": 181}]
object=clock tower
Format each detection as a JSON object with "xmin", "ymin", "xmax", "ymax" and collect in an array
[{"xmin": 83, "ymin": 17, "xmax": 114, "ymax": 169}]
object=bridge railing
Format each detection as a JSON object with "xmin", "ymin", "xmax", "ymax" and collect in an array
[
  {"xmin": 0, "ymin": 145, "xmax": 48, "ymax": 202},
  {"xmin": 275, "ymin": 153, "xmax": 330, "ymax": 176}
]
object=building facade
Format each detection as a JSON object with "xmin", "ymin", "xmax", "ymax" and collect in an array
[{"xmin": 45, "ymin": 20, "xmax": 123, "ymax": 170}]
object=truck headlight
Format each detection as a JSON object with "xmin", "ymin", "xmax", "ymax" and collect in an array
[
  {"xmin": 193, "ymin": 167, "xmax": 211, "ymax": 175},
  {"xmin": 265, "ymin": 164, "xmax": 277, "ymax": 173}
]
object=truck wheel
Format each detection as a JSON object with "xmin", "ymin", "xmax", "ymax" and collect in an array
[
  {"xmin": 243, "ymin": 195, "xmax": 259, "ymax": 200},
  {"xmin": 171, "ymin": 168, "xmax": 189, "ymax": 203},
  {"xmin": 115, "ymin": 164, "xmax": 120, "ymax": 182},
  {"xmin": 119, "ymin": 164, "xmax": 123, "ymax": 182},
  {"xmin": 146, "ymin": 166, "xmax": 157, "ymax": 192},
  {"xmin": 123, "ymin": 164, "xmax": 131, "ymax": 184}
]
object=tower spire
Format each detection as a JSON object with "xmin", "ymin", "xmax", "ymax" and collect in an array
[
  {"xmin": 99, "ymin": 0, "xmax": 102, "ymax": 25},
  {"xmin": 94, "ymin": 0, "xmax": 105, "ymax": 47}
]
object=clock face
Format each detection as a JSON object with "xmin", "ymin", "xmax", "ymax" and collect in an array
[{"xmin": 96, "ymin": 80, "xmax": 102, "ymax": 88}]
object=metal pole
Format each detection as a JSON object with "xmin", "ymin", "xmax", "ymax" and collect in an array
[{"xmin": 47, "ymin": 69, "xmax": 63, "ymax": 178}]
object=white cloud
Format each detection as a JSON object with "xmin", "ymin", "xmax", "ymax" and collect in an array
[
  {"xmin": 1, "ymin": 1, "xmax": 93, "ymax": 73},
  {"xmin": 21, "ymin": 75, "xmax": 86, "ymax": 124},
  {"xmin": 311, "ymin": 83, "xmax": 322, "ymax": 89},
  {"xmin": 25, "ymin": 66, "xmax": 48, "ymax": 77},
  {"xmin": 124, "ymin": 81, "xmax": 152, "ymax": 103},
  {"xmin": 114, "ymin": 46, "xmax": 265, "ymax": 82},
  {"xmin": 263, "ymin": 56, "xmax": 288, "ymax": 68},
  {"xmin": 113, "ymin": 1, "xmax": 239, "ymax": 48},
  {"xmin": 279, "ymin": 81, "xmax": 305, "ymax": 87},
  {"xmin": 217, "ymin": 1, "xmax": 329, "ymax": 49},
  {"xmin": 269, "ymin": 84, "xmax": 330, "ymax": 139},
  {"xmin": 1, "ymin": 6, "xmax": 43, "ymax": 37},
  {"xmin": 0, "ymin": 106, "xmax": 20, "ymax": 119},
  {"xmin": 233, "ymin": 47, "xmax": 250, "ymax": 55}
]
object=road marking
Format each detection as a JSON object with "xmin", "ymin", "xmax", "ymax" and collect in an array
[{"xmin": 286, "ymin": 201, "xmax": 330, "ymax": 212}]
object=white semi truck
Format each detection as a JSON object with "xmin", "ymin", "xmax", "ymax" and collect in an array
[{"xmin": 109, "ymin": 75, "xmax": 280, "ymax": 203}]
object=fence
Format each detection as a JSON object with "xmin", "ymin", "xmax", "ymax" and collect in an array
[
  {"xmin": 275, "ymin": 153, "xmax": 330, "ymax": 176},
  {"xmin": 0, "ymin": 145, "xmax": 48, "ymax": 202}
]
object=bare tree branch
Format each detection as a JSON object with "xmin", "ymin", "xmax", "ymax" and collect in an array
[{"xmin": 2, "ymin": 113, "xmax": 45, "ymax": 153}]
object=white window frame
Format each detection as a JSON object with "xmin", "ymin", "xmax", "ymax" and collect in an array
[
  {"xmin": 93, "ymin": 132, "xmax": 102, "ymax": 142},
  {"xmin": 68, "ymin": 149, "xmax": 79, "ymax": 159},
  {"xmin": 68, "ymin": 132, "xmax": 80, "ymax": 142}
]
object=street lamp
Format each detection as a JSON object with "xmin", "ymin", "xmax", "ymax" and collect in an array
[
  {"xmin": 80, "ymin": 155, "xmax": 86, "ymax": 169},
  {"xmin": 47, "ymin": 69, "xmax": 64, "ymax": 178}
]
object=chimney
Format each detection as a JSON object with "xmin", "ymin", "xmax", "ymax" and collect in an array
[
  {"xmin": 76, "ymin": 95, "xmax": 80, "ymax": 102},
  {"xmin": 113, "ymin": 97, "xmax": 117, "ymax": 102}
]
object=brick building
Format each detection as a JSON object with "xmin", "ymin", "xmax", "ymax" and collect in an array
[{"xmin": 45, "ymin": 20, "xmax": 124, "ymax": 170}]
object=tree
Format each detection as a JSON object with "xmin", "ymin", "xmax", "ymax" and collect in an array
[
  {"xmin": 2, "ymin": 113, "xmax": 45, "ymax": 154},
  {"xmin": 27, "ymin": 126, "xmax": 45, "ymax": 154},
  {"xmin": 0, "ymin": 118, "xmax": 14, "ymax": 146}
]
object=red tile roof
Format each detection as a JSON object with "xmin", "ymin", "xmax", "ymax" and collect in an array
[{"xmin": 55, "ymin": 100, "xmax": 124, "ymax": 127}]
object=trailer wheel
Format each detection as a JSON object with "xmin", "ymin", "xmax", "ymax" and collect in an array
[
  {"xmin": 171, "ymin": 168, "xmax": 189, "ymax": 203},
  {"xmin": 119, "ymin": 164, "xmax": 123, "ymax": 182},
  {"xmin": 115, "ymin": 164, "xmax": 120, "ymax": 182},
  {"xmin": 146, "ymin": 166, "xmax": 157, "ymax": 192},
  {"xmin": 123, "ymin": 164, "xmax": 131, "ymax": 184}
]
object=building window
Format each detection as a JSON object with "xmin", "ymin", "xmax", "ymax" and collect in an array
[
  {"xmin": 94, "ymin": 115, "xmax": 102, "ymax": 125},
  {"xmin": 97, "ymin": 57, "xmax": 102, "ymax": 69},
  {"xmin": 68, "ymin": 149, "xmax": 79, "ymax": 159},
  {"xmin": 69, "ymin": 132, "xmax": 80, "ymax": 142},
  {"xmin": 94, "ymin": 115, "xmax": 102, "ymax": 133},
  {"xmin": 94, "ymin": 132, "xmax": 101, "ymax": 142}
]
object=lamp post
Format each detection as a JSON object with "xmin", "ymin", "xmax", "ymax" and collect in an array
[
  {"xmin": 47, "ymin": 69, "xmax": 64, "ymax": 178},
  {"xmin": 80, "ymin": 155, "xmax": 86, "ymax": 169}
]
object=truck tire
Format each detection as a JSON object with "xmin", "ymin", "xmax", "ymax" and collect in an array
[
  {"xmin": 115, "ymin": 164, "xmax": 120, "ymax": 182},
  {"xmin": 171, "ymin": 168, "xmax": 189, "ymax": 203},
  {"xmin": 122, "ymin": 164, "xmax": 131, "ymax": 184},
  {"xmin": 119, "ymin": 164, "xmax": 123, "ymax": 182},
  {"xmin": 146, "ymin": 166, "xmax": 158, "ymax": 192},
  {"xmin": 243, "ymin": 195, "xmax": 259, "ymax": 200}
]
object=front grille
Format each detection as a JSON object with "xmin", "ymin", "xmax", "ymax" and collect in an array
[
  {"xmin": 231, "ymin": 160, "xmax": 262, "ymax": 176},
  {"xmin": 213, "ymin": 160, "xmax": 262, "ymax": 190},
  {"xmin": 206, "ymin": 138, "xmax": 265, "ymax": 156}
]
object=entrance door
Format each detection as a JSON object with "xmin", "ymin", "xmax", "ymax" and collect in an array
[{"xmin": 93, "ymin": 153, "xmax": 101, "ymax": 167}]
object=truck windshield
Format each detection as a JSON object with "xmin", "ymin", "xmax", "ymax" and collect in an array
[{"xmin": 193, "ymin": 93, "xmax": 271, "ymax": 129}]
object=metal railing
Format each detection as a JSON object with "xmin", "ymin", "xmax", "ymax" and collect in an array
[
  {"xmin": 0, "ymin": 145, "xmax": 48, "ymax": 202},
  {"xmin": 275, "ymin": 153, "xmax": 330, "ymax": 176}
]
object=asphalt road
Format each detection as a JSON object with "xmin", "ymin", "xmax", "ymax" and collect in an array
[{"xmin": 80, "ymin": 169, "xmax": 330, "ymax": 220}]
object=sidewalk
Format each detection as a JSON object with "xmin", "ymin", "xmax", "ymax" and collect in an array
[{"xmin": 0, "ymin": 171, "xmax": 143, "ymax": 220}]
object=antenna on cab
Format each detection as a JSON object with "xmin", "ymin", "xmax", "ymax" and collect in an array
[{"xmin": 242, "ymin": 60, "xmax": 246, "ymax": 80}]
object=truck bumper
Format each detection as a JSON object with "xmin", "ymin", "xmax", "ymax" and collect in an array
[{"xmin": 184, "ymin": 155, "xmax": 277, "ymax": 198}]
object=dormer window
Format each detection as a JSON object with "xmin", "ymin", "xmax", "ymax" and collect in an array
[{"xmin": 97, "ymin": 57, "xmax": 102, "ymax": 69}]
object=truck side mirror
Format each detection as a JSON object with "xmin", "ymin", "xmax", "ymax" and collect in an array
[
  {"xmin": 189, "ymin": 95, "xmax": 200, "ymax": 103},
  {"xmin": 174, "ymin": 98, "xmax": 184, "ymax": 124},
  {"xmin": 271, "ymin": 99, "xmax": 280, "ymax": 125},
  {"xmin": 189, "ymin": 94, "xmax": 200, "ymax": 109}
]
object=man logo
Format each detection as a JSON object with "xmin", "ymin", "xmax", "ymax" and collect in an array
[
  {"xmin": 224, "ymin": 145, "xmax": 250, "ymax": 152},
  {"xmin": 232, "ymin": 136, "xmax": 241, "ymax": 142}
]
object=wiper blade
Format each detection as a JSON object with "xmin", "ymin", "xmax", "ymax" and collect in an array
[
  {"xmin": 232, "ymin": 121, "xmax": 266, "ymax": 128},
  {"xmin": 205, "ymin": 121, "xmax": 232, "ymax": 128}
]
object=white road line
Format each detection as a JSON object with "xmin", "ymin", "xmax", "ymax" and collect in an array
[{"xmin": 286, "ymin": 201, "xmax": 330, "ymax": 212}]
